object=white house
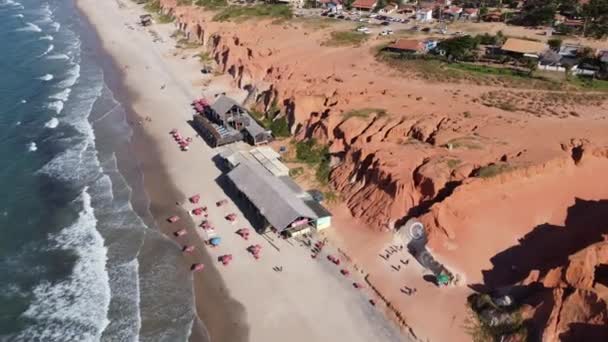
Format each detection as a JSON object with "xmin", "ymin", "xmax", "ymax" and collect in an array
[
  {"xmin": 379, "ymin": 3, "xmax": 398, "ymax": 14},
  {"xmin": 416, "ymin": 9, "xmax": 433, "ymax": 22}
]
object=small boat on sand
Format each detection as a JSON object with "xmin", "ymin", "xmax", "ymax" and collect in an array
[
  {"xmin": 216, "ymin": 199, "xmax": 228, "ymax": 207},
  {"xmin": 167, "ymin": 216, "xmax": 180, "ymax": 223},
  {"xmin": 219, "ymin": 254, "xmax": 233, "ymax": 266},
  {"xmin": 182, "ymin": 245, "xmax": 195, "ymax": 253},
  {"xmin": 174, "ymin": 229, "xmax": 187, "ymax": 237},
  {"xmin": 189, "ymin": 194, "xmax": 200, "ymax": 204}
]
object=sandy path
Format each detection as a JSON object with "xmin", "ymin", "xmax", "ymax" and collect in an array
[{"xmin": 76, "ymin": 0, "xmax": 406, "ymax": 341}]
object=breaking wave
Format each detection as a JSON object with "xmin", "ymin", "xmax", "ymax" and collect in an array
[
  {"xmin": 27, "ymin": 142, "xmax": 37, "ymax": 152},
  {"xmin": 47, "ymin": 53, "xmax": 69, "ymax": 60},
  {"xmin": 38, "ymin": 73, "xmax": 53, "ymax": 81},
  {"xmin": 38, "ymin": 44, "xmax": 54, "ymax": 57},
  {"xmin": 44, "ymin": 117, "xmax": 59, "ymax": 129},
  {"xmin": 47, "ymin": 100, "xmax": 63, "ymax": 114},
  {"xmin": 17, "ymin": 22, "xmax": 41, "ymax": 32},
  {"xmin": 49, "ymin": 88, "xmax": 71, "ymax": 101},
  {"xmin": 39, "ymin": 35, "xmax": 53, "ymax": 41},
  {"xmin": 15, "ymin": 189, "xmax": 111, "ymax": 341}
]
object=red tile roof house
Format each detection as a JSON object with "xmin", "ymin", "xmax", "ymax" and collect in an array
[
  {"xmin": 442, "ymin": 6, "xmax": 462, "ymax": 19},
  {"xmin": 386, "ymin": 39, "xmax": 428, "ymax": 54},
  {"xmin": 351, "ymin": 0, "xmax": 377, "ymax": 11},
  {"xmin": 462, "ymin": 8, "xmax": 478, "ymax": 20}
]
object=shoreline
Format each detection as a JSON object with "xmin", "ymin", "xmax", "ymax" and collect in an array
[
  {"xmin": 75, "ymin": 1, "xmax": 249, "ymax": 341},
  {"xmin": 75, "ymin": 1, "xmax": 407, "ymax": 342}
]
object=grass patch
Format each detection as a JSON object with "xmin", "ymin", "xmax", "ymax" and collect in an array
[
  {"xmin": 157, "ymin": 13, "xmax": 175, "ymax": 23},
  {"xmin": 476, "ymin": 163, "xmax": 512, "ymax": 178},
  {"xmin": 144, "ymin": 0, "xmax": 161, "ymax": 12},
  {"xmin": 568, "ymin": 77, "xmax": 608, "ymax": 91},
  {"xmin": 195, "ymin": 0, "xmax": 227, "ymax": 10},
  {"xmin": 323, "ymin": 190, "xmax": 339, "ymax": 203},
  {"xmin": 446, "ymin": 159, "xmax": 461, "ymax": 169},
  {"xmin": 295, "ymin": 139, "xmax": 331, "ymax": 185},
  {"xmin": 196, "ymin": 51, "xmax": 212, "ymax": 63},
  {"xmin": 296, "ymin": 17, "xmax": 339, "ymax": 30},
  {"xmin": 323, "ymin": 31, "xmax": 369, "ymax": 47},
  {"xmin": 342, "ymin": 108, "xmax": 387, "ymax": 120},
  {"xmin": 213, "ymin": 4, "xmax": 292, "ymax": 22},
  {"xmin": 176, "ymin": 38, "xmax": 200, "ymax": 49},
  {"xmin": 289, "ymin": 167, "xmax": 304, "ymax": 178},
  {"xmin": 250, "ymin": 109, "xmax": 291, "ymax": 138}
]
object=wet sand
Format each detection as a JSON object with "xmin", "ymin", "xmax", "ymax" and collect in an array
[
  {"xmin": 76, "ymin": 0, "xmax": 406, "ymax": 341},
  {"xmin": 75, "ymin": 2, "xmax": 248, "ymax": 342}
]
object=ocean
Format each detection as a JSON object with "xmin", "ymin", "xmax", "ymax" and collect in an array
[{"xmin": 0, "ymin": 0, "xmax": 196, "ymax": 340}]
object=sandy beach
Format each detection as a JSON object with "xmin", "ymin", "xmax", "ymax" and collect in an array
[{"xmin": 75, "ymin": 0, "xmax": 407, "ymax": 341}]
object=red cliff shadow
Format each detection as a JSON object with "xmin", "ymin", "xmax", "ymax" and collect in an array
[{"xmin": 475, "ymin": 198, "xmax": 608, "ymax": 290}]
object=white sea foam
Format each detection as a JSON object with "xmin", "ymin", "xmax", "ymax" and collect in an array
[
  {"xmin": 13, "ymin": 13, "xmax": 24, "ymax": 18},
  {"xmin": 15, "ymin": 121, "xmax": 21, "ymax": 125},
  {"xmin": 39, "ymin": 44, "xmax": 54, "ymax": 57},
  {"xmin": 15, "ymin": 189, "xmax": 111, "ymax": 341},
  {"xmin": 39, "ymin": 35, "xmax": 53, "ymax": 41},
  {"xmin": 49, "ymin": 88, "xmax": 71, "ymax": 101},
  {"xmin": 50, "ymin": 22, "xmax": 60, "ymax": 32},
  {"xmin": 38, "ymin": 74, "xmax": 53, "ymax": 81},
  {"xmin": 46, "ymin": 53, "xmax": 69, "ymax": 60},
  {"xmin": 1, "ymin": 0, "xmax": 23, "ymax": 8},
  {"xmin": 47, "ymin": 100, "xmax": 63, "ymax": 114},
  {"xmin": 58, "ymin": 64, "xmax": 80, "ymax": 88},
  {"xmin": 17, "ymin": 22, "xmax": 42, "ymax": 32},
  {"xmin": 20, "ymin": 99, "xmax": 26, "ymax": 104},
  {"xmin": 28, "ymin": 142, "xmax": 37, "ymax": 152},
  {"xmin": 44, "ymin": 117, "xmax": 59, "ymax": 129}
]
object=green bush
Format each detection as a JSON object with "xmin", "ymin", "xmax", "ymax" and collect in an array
[
  {"xmin": 195, "ymin": 0, "xmax": 227, "ymax": 10},
  {"xmin": 323, "ymin": 31, "xmax": 368, "ymax": 47},
  {"xmin": 269, "ymin": 117, "xmax": 290, "ymax": 137},
  {"xmin": 295, "ymin": 139, "xmax": 331, "ymax": 184}
]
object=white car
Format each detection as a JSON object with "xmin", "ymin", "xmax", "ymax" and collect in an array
[
  {"xmin": 380, "ymin": 29, "xmax": 394, "ymax": 36},
  {"xmin": 356, "ymin": 26, "xmax": 371, "ymax": 34},
  {"xmin": 370, "ymin": 13, "xmax": 378, "ymax": 18}
]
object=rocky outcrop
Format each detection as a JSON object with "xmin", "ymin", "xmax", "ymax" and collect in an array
[{"xmin": 157, "ymin": 0, "xmax": 608, "ymax": 237}]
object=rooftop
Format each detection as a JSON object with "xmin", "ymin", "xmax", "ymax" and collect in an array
[
  {"xmin": 211, "ymin": 95, "xmax": 241, "ymax": 117},
  {"xmin": 388, "ymin": 39, "xmax": 424, "ymax": 52},
  {"xmin": 227, "ymin": 160, "xmax": 318, "ymax": 231},
  {"xmin": 501, "ymin": 38, "xmax": 548, "ymax": 55},
  {"xmin": 351, "ymin": 0, "xmax": 377, "ymax": 9}
]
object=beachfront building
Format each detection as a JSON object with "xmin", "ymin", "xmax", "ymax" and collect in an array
[
  {"xmin": 222, "ymin": 149, "xmax": 332, "ymax": 236},
  {"xmin": 385, "ymin": 39, "xmax": 437, "ymax": 54},
  {"xmin": 192, "ymin": 96, "xmax": 272, "ymax": 147}
]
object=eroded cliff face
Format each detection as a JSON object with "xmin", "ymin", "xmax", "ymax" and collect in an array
[{"xmin": 157, "ymin": 0, "xmax": 608, "ymax": 237}]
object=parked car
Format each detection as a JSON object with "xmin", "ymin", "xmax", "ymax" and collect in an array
[
  {"xmin": 369, "ymin": 13, "xmax": 378, "ymax": 18},
  {"xmin": 380, "ymin": 29, "xmax": 394, "ymax": 36},
  {"xmin": 337, "ymin": 15, "xmax": 345, "ymax": 19},
  {"xmin": 411, "ymin": 25, "xmax": 420, "ymax": 31},
  {"xmin": 320, "ymin": 11, "xmax": 328, "ymax": 16},
  {"xmin": 380, "ymin": 21, "xmax": 390, "ymax": 26},
  {"xmin": 421, "ymin": 27, "xmax": 431, "ymax": 32},
  {"xmin": 328, "ymin": 13, "xmax": 335, "ymax": 18},
  {"xmin": 356, "ymin": 26, "xmax": 371, "ymax": 34}
]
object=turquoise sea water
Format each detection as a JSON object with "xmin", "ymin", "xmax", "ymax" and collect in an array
[{"xmin": 0, "ymin": 0, "xmax": 195, "ymax": 340}]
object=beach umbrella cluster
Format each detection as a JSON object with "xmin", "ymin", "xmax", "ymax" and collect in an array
[
  {"xmin": 170, "ymin": 129, "xmax": 192, "ymax": 151},
  {"xmin": 192, "ymin": 98, "xmax": 209, "ymax": 114}
]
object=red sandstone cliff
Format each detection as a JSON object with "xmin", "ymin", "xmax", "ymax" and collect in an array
[{"xmin": 157, "ymin": 0, "xmax": 608, "ymax": 236}]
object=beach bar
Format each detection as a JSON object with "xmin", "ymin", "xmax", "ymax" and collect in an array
[
  {"xmin": 225, "ymin": 156, "xmax": 332, "ymax": 236},
  {"xmin": 192, "ymin": 95, "xmax": 272, "ymax": 147}
]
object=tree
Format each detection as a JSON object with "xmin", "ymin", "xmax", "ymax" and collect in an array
[
  {"xmin": 437, "ymin": 36, "xmax": 480, "ymax": 62},
  {"xmin": 525, "ymin": 58, "xmax": 538, "ymax": 76},
  {"xmin": 582, "ymin": 0, "xmax": 608, "ymax": 38},
  {"xmin": 548, "ymin": 38, "xmax": 562, "ymax": 50},
  {"xmin": 564, "ymin": 64, "xmax": 573, "ymax": 80}
]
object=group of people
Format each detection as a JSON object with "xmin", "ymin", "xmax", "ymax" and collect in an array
[
  {"xmin": 401, "ymin": 286, "xmax": 417, "ymax": 296},
  {"xmin": 273, "ymin": 266, "xmax": 284, "ymax": 272}
]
